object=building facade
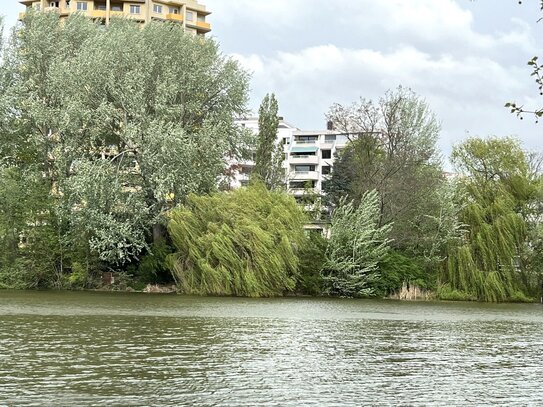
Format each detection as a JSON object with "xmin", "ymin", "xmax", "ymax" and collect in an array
[
  {"xmin": 231, "ymin": 117, "xmax": 349, "ymax": 198},
  {"xmin": 19, "ymin": 0, "xmax": 211, "ymax": 35},
  {"xmin": 288, "ymin": 129, "xmax": 349, "ymax": 199},
  {"xmin": 229, "ymin": 117, "xmax": 297, "ymax": 189}
]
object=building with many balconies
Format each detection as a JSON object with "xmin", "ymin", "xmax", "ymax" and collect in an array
[
  {"xmin": 19, "ymin": 0, "xmax": 211, "ymax": 35},
  {"xmin": 231, "ymin": 118, "xmax": 349, "ymax": 199},
  {"xmin": 287, "ymin": 129, "xmax": 349, "ymax": 199}
]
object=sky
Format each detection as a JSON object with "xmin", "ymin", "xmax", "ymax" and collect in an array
[{"xmin": 3, "ymin": 0, "xmax": 543, "ymax": 159}]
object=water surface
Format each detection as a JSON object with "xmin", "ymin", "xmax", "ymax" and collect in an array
[{"xmin": 1, "ymin": 290, "xmax": 542, "ymax": 406}]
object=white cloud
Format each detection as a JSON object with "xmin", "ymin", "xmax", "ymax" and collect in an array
[{"xmin": 209, "ymin": 0, "xmax": 543, "ymax": 156}]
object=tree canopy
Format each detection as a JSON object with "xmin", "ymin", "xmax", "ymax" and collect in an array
[
  {"xmin": 0, "ymin": 12, "xmax": 250, "ymax": 286},
  {"xmin": 441, "ymin": 136, "xmax": 540, "ymax": 302},
  {"xmin": 168, "ymin": 184, "xmax": 306, "ymax": 297}
]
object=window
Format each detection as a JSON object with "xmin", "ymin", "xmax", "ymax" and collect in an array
[
  {"xmin": 296, "ymin": 135, "xmax": 318, "ymax": 143},
  {"xmin": 96, "ymin": 4, "xmax": 106, "ymax": 10},
  {"xmin": 50, "ymin": 2, "xmax": 59, "ymax": 7},
  {"xmin": 197, "ymin": 15, "xmax": 205, "ymax": 22},
  {"xmin": 169, "ymin": 7, "xmax": 179, "ymax": 14},
  {"xmin": 76, "ymin": 2, "xmax": 88, "ymax": 11},
  {"xmin": 130, "ymin": 5, "xmax": 140, "ymax": 14},
  {"xmin": 295, "ymin": 165, "xmax": 315, "ymax": 172},
  {"xmin": 325, "ymin": 134, "xmax": 336, "ymax": 142},
  {"xmin": 322, "ymin": 150, "xmax": 332, "ymax": 159},
  {"xmin": 111, "ymin": 5, "xmax": 122, "ymax": 11},
  {"xmin": 322, "ymin": 166, "xmax": 331, "ymax": 175},
  {"xmin": 186, "ymin": 11, "xmax": 194, "ymax": 21},
  {"xmin": 153, "ymin": 4, "xmax": 162, "ymax": 13}
]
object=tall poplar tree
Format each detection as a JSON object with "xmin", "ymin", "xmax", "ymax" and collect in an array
[{"xmin": 253, "ymin": 93, "xmax": 284, "ymax": 190}]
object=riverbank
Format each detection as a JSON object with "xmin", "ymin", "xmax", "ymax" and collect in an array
[{"xmin": 2, "ymin": 285, "xmax": 538, "ymax": 303}]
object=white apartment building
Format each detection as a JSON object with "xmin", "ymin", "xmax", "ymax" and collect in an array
[
  {"xmin": 288, "ymin": 129, "xmax": 349, "ymax": 200},
  {"xmin": 231, "ymin": 117, "xmax": 349, "ymax": 201},
  {"xmin": 229, "ymin": 117, "xmax": 298, "ymax": 189}
]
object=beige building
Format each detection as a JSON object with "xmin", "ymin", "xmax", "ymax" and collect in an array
[{"xmin": 19, "ymin": 0, "xmax": 211, "ymax": 35}]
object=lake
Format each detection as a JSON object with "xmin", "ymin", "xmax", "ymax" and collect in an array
[{"xmin": 1, "ymin": 290, "xmax": 542, "ymax": 406}]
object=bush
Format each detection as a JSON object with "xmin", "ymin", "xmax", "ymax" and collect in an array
[
  {"xmin": 437, "ymin": 284, "xmax": 477, "ymax": 301},
  {"xmin": 373, "ymin": 251, "xmax": 430, "ymax": 297},
  {"xmin": 297, "ymin": 231, "xmax": 327, "ymax": 295},
  {"xmin": 137, "ymin": 241, "xmax": 174, "ymax": 284}
]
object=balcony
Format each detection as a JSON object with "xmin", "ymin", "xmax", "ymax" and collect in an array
[
  {"xmin": 289, "ymin": 188, "xmax": 318, "ymax": 196},
  {"xmin": 290, "ymin": 171, "xmax": 319, "ymax": 181},
  {"xmin": 89, "ymin": 10, "xmax": 126, "ymax": 18},
  {"xmin": 166, "ymin": 13, "xmax": 183, "ymax": 23},
  {"xmin": 196, "ymin": 21, "xmax": 211, "ymax": 31},
  {"xmin": 289, "ymin": 155, "xmax": 319, "ymax": 165},
  {"xmin": 187, "ymin": 20, "xmax": 212, "ymax": 33}
]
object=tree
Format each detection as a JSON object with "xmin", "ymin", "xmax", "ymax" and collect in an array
[
  {"xmin": 322, "ymin": 190, "xmax": 393, "ymax": 297},
  {"xmin": 167, "ymin": 183, "xmax": 306, "ymax": 297},
  {"xmin": 441, "ymin": 136, "xmax": 539, "ymax": 302},
  {"xmin": 0, "ymin": 12, "xmax": 250, "ymax": 283},
  {"xmin": 252, "ymin": 93, "xmax": 284, "ymax": 190},
  {"xmin": 324, "ymin": 87, "xmax": 446, "ymax": 259}
]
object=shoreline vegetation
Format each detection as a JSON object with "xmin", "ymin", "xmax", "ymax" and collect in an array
[{"xmin": 0, "ymin": 14, "xmax": 542, "ymax": 303}]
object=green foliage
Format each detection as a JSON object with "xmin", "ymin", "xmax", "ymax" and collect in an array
[
  {"xmin": 441, "ymin": 137, "xmax": 538, "ymax": 302},
  {"xmin": 297, "ymin": 231, "xmax": 328, "ymax": 295},
  {"xmin": 0, "ymin": 12, "xmax": 250, "ymax": 286},
  {"xmin": 322, "ymin": 190, "xmax": 392, "ymax": 297},
  {"xmin": 253, "ymin": 93, "xmax": 284, "ymax": 190},
  {"xmin": 137, "ymin": 241, "xmax": 174, "ymax": 284},
  {"xmin": 0, "ymin": 168, "xmax": 61, "ymax": 288},
  {"xmin": 68, "ymin": 262, "xmax": 89, "ymax": 289},
  {"xmin": 437, "ymin": 284, "xmax": 477, "ymax": 302},
  {"xmin": 374, "ymin": 251, "xmax": 429, "ymax": 297},
  {"xmin": 167, "ymin": 184, "xmax": 306, "ymax": 297},
  {"xmin": 324, "ymin": 87, "xmax": 447, "ymax": 262}
]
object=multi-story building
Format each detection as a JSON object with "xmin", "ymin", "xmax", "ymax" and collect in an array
[
  {"xmin": 19, "ymin": 0, "xmax": 211, "ymax": 35},
  {"xmin": 230, "ymin": 116, "xmax": 298, "ymax": 189},
  {"xmin": 230, "ymin": 118, "xmax": 349, "ymax": 236},
  {"xmin": 231, "ymin": 118, "xmax": 349, "ymax": 197},
  {"xmin": 287, "ymin": 128, "xmax": 349, "ymax": 199}
]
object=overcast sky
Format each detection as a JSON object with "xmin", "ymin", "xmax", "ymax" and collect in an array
[{"xmin": 3, "ymin": 0, "xmax": 543, "ymax": 158}]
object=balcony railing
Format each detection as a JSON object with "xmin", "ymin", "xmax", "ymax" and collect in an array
[
  {"xmin": 290, "ymin": 171, "xmax": 319, "ymax": 181},
  {"xmin": 166, "ymin": 13, "xmax": 184, "ymax": 22}
]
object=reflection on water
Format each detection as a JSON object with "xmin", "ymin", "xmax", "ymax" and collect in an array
[{"xmin": 1, "ymin": 290, "xmax": 542, "ymax": 406}]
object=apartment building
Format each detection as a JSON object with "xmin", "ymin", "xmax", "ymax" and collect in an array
[
  {"xmin": 230, "ymin": 117, "xmax": 298, "ymax": 189},
  {"xmin": 19, "ymin": 0, "xmax": 211, "ymax": 35},
  {"xmin": 232, "ymin": 118, "xmax": 349, "ymax": 198},
  {"xmin": 288, "ymin": 128, "xmax": 349, "ymax": 199}
]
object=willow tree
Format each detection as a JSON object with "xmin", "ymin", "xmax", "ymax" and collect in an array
[
  {"xmin": 441, "ymin": 137, "xmax": 538, "ymax": 302},
  {"xmin": 167, "ymin": 184, "xmax": 306, "ymax": 297},
  {"xmin": 1, "ymin": 12, "xmax": 249, "ymax": 280}
]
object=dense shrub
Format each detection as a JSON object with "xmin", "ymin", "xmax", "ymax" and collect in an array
[{"xmin": 297, "ymin": 232, "xmax": 327, "ymax": 295}]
